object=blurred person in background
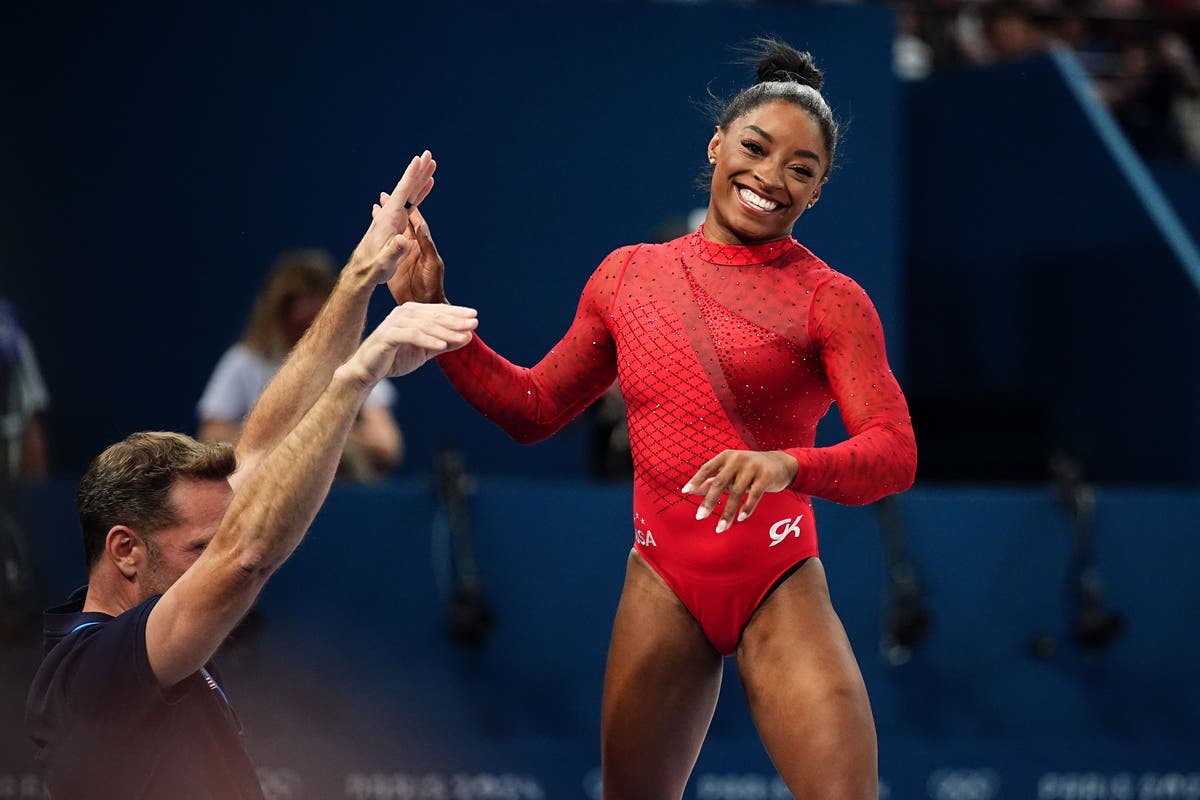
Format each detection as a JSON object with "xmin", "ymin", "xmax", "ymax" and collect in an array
[
  {"xmin": 894, "ymin": 1, "xmax": 936, "ymax": 79},
  {"xmin": 0, "ymin": 299, "xmax": 49, "ymax": 637},
  {"xmin": 1, "ymin": 299, "xmax": 49, "ymax": 484},
  {"xmin": 1104, "ymin": 28, "xmax": 1200, "ymax": 162},
  {"xmin": 905, "ymin": 0, "xmax": 990, "ymax": 70},
  {"xmin": 587, "ymin": 382, "xmax": 634, "ymax": 481},
  {"xmin": 981, "ymin": 0, "xmax": 1052, "ymax": 61},
  {"xmin": 197, "ymin": 250, "xmax": 404, "ymax": 481},
  {"xmin": 899, "ymin": 0, "xmax": 1200, "ymax": 162}
]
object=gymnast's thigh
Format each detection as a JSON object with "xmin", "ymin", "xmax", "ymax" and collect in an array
[
  {"xmin": 735, "ymin": 558, "xmax": 878, "ymax": 800},
  {"xmin": 601, "ymin": 550, "xmax": 723, "ymax": 800}
]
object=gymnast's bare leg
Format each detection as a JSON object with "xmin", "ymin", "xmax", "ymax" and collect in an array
[
  {"xmin": 737, "ymin": 558, "xmax": 878, "ymax": 799},
  {"xmin": 600, "ymin": 551, "xmax": 723, "ymax": 800}
]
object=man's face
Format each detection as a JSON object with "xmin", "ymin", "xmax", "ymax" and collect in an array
[{"xmin": 141, "ymin": 478, "xmax": 233, "ymax": 599}]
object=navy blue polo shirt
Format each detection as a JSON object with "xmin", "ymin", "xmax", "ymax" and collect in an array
[{"xmin": 26, "ymin": 587, "xmax": 264, "ymax": 799}]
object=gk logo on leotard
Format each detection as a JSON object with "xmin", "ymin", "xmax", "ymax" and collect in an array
[{"xmin": 768, "ymin": 515, "xmax": 804, "ymax": 547}]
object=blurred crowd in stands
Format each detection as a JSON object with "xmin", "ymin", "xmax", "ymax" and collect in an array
[{"xmin": 891, "ymin": 0, "xmax": 1200, "ymax": 162}]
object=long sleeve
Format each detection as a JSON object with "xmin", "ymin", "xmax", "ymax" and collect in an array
[
  {"xmin": 437, "ymin": 246, "xmax": 636, "ymax": 444},
  {"xmin": 784, "ymin": 273, "xmax": 917, "ymax": 505}
]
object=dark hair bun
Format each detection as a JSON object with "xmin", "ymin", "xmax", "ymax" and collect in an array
[{"xmin": 751, "ymin": 37, "xmax": 823, "ymax": 91}]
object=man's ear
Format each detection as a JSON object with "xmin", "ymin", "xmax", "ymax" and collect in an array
[{"xmin": 105, "ymin": 526, "xmax": 146, "ymax": 579}]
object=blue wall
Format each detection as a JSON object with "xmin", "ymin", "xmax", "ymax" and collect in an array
[
  {"xmin": 905, "ymin": 52, "xmax": 1200, "ymax": 484},
  {"xmin": 2, "ymin": 3, "xmax": 902, "ymax": 478}
]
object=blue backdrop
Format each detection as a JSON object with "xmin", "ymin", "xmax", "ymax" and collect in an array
[
  {"xmin": 1, "ymin": 2, "xmax": 901, "ymax": 479},
  {"xmin": 904, "ymin": 52, "xmax": 1200, "ymax": 484}
]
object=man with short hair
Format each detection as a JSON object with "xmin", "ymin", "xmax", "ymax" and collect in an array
[{"xmin": 25, "ymin": 151, "xmax": 475, "ymax": 799}]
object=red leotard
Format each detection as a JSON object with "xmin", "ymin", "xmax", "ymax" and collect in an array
[{"xmin": 439, "ymin": 228, "xmax": 916, "ymax": 654}]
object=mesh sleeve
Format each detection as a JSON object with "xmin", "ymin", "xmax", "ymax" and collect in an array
[
  {"xmin": 437, "ymin": 246, "xmax": 635, "ymax": 444},
  {"xmin": 784, "ymin": 273, "xmax": 917, "ymax": 505}
]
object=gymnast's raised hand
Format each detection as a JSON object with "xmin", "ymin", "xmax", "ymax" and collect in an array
[{"xmin": 374, "ymin": 197, "xmax": 447, "ymax": 305}]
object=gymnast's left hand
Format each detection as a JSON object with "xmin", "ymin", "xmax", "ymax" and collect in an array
[{"xmin": 682, "ymin": 450, "xmax": 799, "ymax": 534}]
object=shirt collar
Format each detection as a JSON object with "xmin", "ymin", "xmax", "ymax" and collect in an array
[{"xmin": 42, "ymin": 585, "xmax": 112, "ymax": 651}]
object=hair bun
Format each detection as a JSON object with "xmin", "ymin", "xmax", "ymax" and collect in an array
[{"xmin": 752, "ymin": 38, "xmax": 823, "ymax": 92}]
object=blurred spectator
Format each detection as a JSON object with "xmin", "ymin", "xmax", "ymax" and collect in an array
[
  {"xmin": 197, "ymin": 250, "xmax": 404, "ymax": 481},
  {"xmin": 904, "ymin": 0, "xmax": 990, "ymax": 70},
  {"xmin": 588, "ymin": 382, "xmax": 633, "ymax": 480},
  {"xmin": 981, "ymin": 0, "xmax": 1052, "ymax": 61},
  {"xmin": 1051, "ymin": 5, "xmax": 1121, "ymax": 77},
  {"xmin": 893, "ymin": 0, "xmax": 1200, "ymax": 164},
  {"xmin": 1103, "ymin": 29, "xmax": 1200, "ymax": 161},
  {"xmin": 1, "ymin": 299, "xmax": 47, "ymax": 638},
  {"xmin": 895, "ymin": 2, "xmax": 936, "ymax": 79},
  {"xmin": 0, "ymin": 300, "xmax": 49, "ymax": 483}
]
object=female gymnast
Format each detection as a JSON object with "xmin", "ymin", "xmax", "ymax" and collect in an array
[{"xmin": 385, "ymin": 39, "xmax": 916, "ymax": 800}]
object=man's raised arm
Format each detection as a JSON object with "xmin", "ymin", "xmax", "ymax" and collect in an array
[
  {"xmin": 147, "ymin": 292, "xmax": 477, "ymax": 684},
  {"xmin": 136, "ymin": 157, "xmax": 483, "ymax": 687}
]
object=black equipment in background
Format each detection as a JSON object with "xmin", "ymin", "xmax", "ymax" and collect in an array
[
  {"xmin": 432, "ymin": 448, "xmax": 495, "ymax": 647},
  {"xmin": 1049, "ymin": 453, "xmax": 1125, "ymax": 652},
  {"xmin": 875, "ymin": 496, "xmax": 932, "ymax": 666}
]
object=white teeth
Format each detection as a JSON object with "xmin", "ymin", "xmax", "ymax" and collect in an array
[{"xmin": 738, "ymin": 187, "xmax": 781, "ymax": 212}]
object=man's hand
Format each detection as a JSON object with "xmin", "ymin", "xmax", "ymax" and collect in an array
[
  {"xmin": 347, "ymin": 302, "xmax": 477, "ymax": 386},
  {"xmin": 349, "ymin": 151, "xmax": 437, "ymax": 285},
  {"xmin": 682, "ymin": 450, "xmax": 799, "ymax": 533}
]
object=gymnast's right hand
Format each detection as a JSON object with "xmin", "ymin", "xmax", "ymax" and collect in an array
[
  {"xmin": 346, "ymin": 302, "xmax": 478, "ymax": 385},
  {"xmin": 377, "ymin": 203, "xmax": 448, "ymax": 305}
]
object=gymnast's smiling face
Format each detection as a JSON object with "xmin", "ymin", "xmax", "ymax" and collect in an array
[{"xmin": 703, "ymin": 100, "xmax": 827, "ymax": 246}]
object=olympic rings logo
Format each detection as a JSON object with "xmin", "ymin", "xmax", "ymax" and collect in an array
[{"xmin": 927, "ymin": 769, "xmax": 1001, "ymax": 800}]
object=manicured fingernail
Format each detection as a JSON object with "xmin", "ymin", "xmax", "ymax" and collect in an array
[
  {"xmin": 681, "ymin": 483, "xmax": 694, "ymax": 494},
  {"xmin": 716, "ymin": 520, "xmax": 729, "ymax": 534},
  {"xmin": 737, "ymin": 511, "xmax": 748, "ymax": 522},
  {"xmin": 696, "ymin": 507, "xmax": 710, "ymax": 521}
]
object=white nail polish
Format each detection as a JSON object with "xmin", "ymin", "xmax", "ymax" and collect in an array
[
  {"xmin": 681, "ymin": 483, "xmax": 694, "ymax": 494},
  {"xmin": 716, "ymin": 520, "xmax": 729, "ymax": 534},
  {"xmin": 696, "ymin": 507, "xmax": 710, "ymax": 521},
  {"xmin": 737, "ymin": 511, "xmax": 748, "ymax": 522}
]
